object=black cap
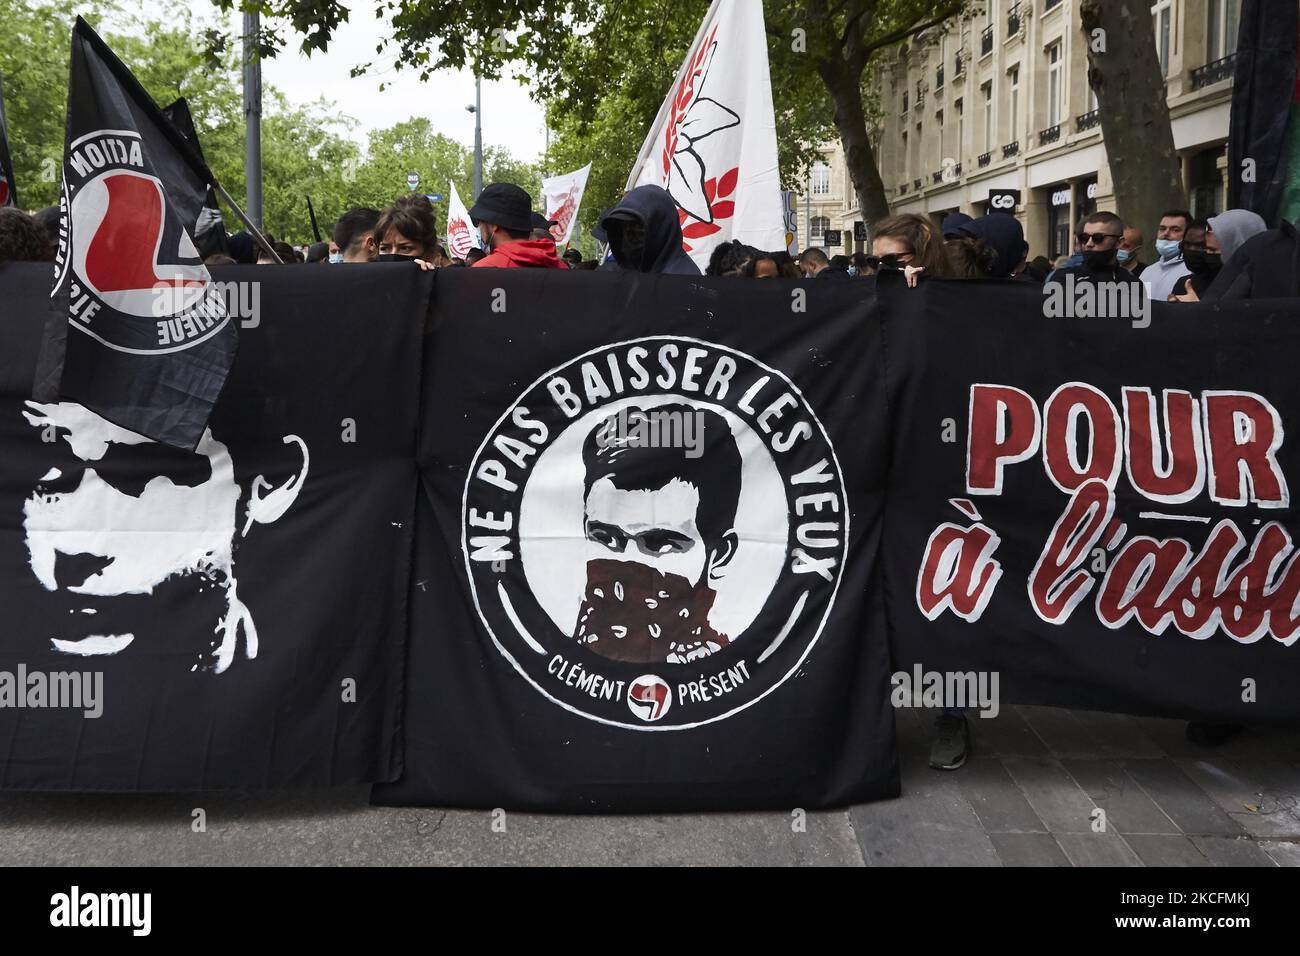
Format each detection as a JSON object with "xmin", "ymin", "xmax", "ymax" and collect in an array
[
  {"xmin": 469, "ymin": 183, "xmax": 534, "ymax": 233},
  {"xmin": 530, "ymin": 211, "xmax": 557, "ymax": 232}
]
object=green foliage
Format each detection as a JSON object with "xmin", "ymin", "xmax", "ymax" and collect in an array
[{"xmin": 0, "ymin": 4, "xmax": 539, "ymax": 243}]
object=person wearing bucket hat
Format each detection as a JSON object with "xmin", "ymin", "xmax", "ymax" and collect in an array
[{"xmin": 468, "ymin": 183, "xmax": 565, "ymax": 269}]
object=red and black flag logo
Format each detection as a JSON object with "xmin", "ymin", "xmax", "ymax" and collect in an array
[
  {"xmin": 33, "ymin": 17, "xmax": 237, "ymax": 451},
  {"xmin": 0, "ymin": 76, "xmax": 16, "ymax": 208}
]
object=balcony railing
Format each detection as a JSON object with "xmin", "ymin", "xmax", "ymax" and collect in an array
[
  {"xmin": 1038, "ymin": 124, "xmax": 1061, "ymax": 146},
  {"xmin": 952, "ymin": 163, "xmax": 962, "ymax": 178},
  {"xmin": 916, "ymin": 86, "xmax": 926, "ymax": 108},
  {"xmin": 1007, "ymin": 4, "xmax": 1022, "ymax": 37},
  {"xmin": 913, "ymin": 178, "xmax": 923, "ymax": 191},
  {"xmin": 902, "ymin": 91, "xmax": 909, "ymax": 112},
  {"xmin": 978, "ymin": 151, "xmax": 992, "ymax": 167},
  {"xmin": 935, "ymin": 64, "xmax": 944, "ymax": 89},
  {"xmin": 1075, "ymin": 108, "xmax": 1100, "ymax": 132},
  {"xmin": 932, "ymin": 170, "xmax": 943, "ymax": 184},
  {"xmin": 1192, "ymin": 53, "xmax": 1237, "ymax": 89},
  {"xmin": 1002, "ymin": 140, "xmax": 1020, "ymax": 158},
  {"xmin": 954, "ymin": 52, "xmax": 964, "ymax": 76},
  {"xmin": 899, "ymin": 182, "xmax": 908, "ymax": 195},
  {"xmin": 980, "ymin": 25, "xmax": 993, "ymax": 57}
]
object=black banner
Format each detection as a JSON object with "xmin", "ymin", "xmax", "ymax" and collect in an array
[
  {"xmin": 374, "ymin": 270, "xmax": 899, "ymax": 811},
  {"xmin": 35, "ymin": 18, "xmax": 234, "ymax": 451},
  {"xmin": 882, "ymin": 273, "xmax": 1300, "ymax": 723},
  {"xmin": 0, "ymin": 261, "xmax": 424, "ymax": 788}
]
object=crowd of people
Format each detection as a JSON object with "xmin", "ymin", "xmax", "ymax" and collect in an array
[{"xmin": 0, "ymin": 176, "xmax": 1291, "ymax": 303}]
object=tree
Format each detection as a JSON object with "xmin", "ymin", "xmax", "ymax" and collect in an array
[
  {"xmin": 210, "ymin": 0, "xmax": 969, "ymax": 223},
  {"xmin": 1080, "ymin": 0, "xmax": 1186, "ymax": 232}
]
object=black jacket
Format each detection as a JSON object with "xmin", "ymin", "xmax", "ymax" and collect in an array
[
  {"xmin": 1202, "ymin": 222, "xmax": 1300, "ymax": 300},
  {"xmin": 600, "ymin": 185, "xmax": 702, "ymax": 276}
]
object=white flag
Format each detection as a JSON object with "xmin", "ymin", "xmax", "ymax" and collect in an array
[
  {"xmin": 543, "ymin": 163, "xmax": 591, "ymax": 247},
  {"xmin": 445, "ymin": 182, "xmax": 478, "ymax": 259},
  {"xmin": 626, "ymin": 0, "xmax": 785, "ymax": 270}
]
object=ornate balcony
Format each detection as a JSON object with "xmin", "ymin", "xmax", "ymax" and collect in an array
[
  {"xmin": 1007, "ymin": 3, "xmax": 1022, "ymax": 37},
  {"xmin": 913, "ymin": 178, "xmax": 923, "ymax": 191},
  {"xmin": 954, "ymin": 52, "xmax": 964, "ymax": 76},
  {"xmin": 1192, "ymin": 53, "xmax": 1237, "ymax": 89},
  {"xmin": 978, "ymin": 151, "xmax": 992, "ymax": 168},
  {"xmin": 1075, "ymin": 109, "xmax": 1100, "ymax": 132},
  {"xmin": 1038, "ymin": 124, "xmax": 1061, "ymax": 146},
  {"xmin": 1002, "ymin": 140, "xmax": 1020, "ymax": 158},
  {"xmin": 935, "ymin": 64, "xmax": 944, "ymax": 90},
  {"xmin": 980, "ymin": 25, "xmax": 993, "ymax": 57}
]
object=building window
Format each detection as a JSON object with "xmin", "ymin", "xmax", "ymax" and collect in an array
[
  {"xmin": 1046, "ymin": 42, "xmax": 1062, "ymax": 127},
  {"xmin": 982, "ymin": 82, "xmax": 993, "ymax": 153},
  {"xmin": 955, "ymin": 98, "xmax": 964, "ymax": 160},
  {"xmin": 812, "ymin": 162, "xmax": 830, "ymax": 196},
  {"xmin": 936, "ymin": 110, "xmax": 944, "ymax": 157},
  {"xmin": 1153, "ymin": 0, "xmax": 1173, "ymax": 76},
  {"xmin": 1008, "ymin": 66, "xmax": 1020, "ymax": 142},
  {"xmin": 810, "ymin": 216, "xmax": 829, "ymax": 242},
  {"xmin": 901, "ymin": 130, "xmax": 908, "ymax": 176},
  {"xmin": 1208, "ymin": 0, "xmax": 1240, "ymax": 61}
]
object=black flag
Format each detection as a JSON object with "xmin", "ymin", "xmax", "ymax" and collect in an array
[
  {"xmin": 0, "ymin": 76, "xmax": 16, "ymax": 208},
  {"xmin": 161, "ymin": 96, "xmax": 230, "ymax": 259},
  {"xmin": 33, "ymin": 17, "xmax": 237, "ymax": 451}
]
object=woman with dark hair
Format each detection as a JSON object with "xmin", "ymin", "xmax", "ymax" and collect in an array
[
  {"xmin": 374, "ymin": 194, "xmax": 441, "ymax": 261},
  {"xmin": 944, "ymin": 236, "xmax": 998, "ymax": 279},
  {"xmin": 869, "ymin": 213, "xmax": 952, "ymax": 281},
  {"xmin": 0, "ymin": 208, "xmax": 53, "ymax": 263},
  {"xmin": 741, "ymin": 252, "xmax": 781, "ymax": 278}
]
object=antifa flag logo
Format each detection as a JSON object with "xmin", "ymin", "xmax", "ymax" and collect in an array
[
  {"xmin": 58, "ymin": 130, "xmax": 225, "ymax": 352},
  {"xmin": 547, "ymin": 187, "xmax": 579, "ymax": 244},
  {"xmin": 0, "ymin": 178, "xmax": 8, "ymax": 207},
  {"xmin": 447, "ymin": 214, "xmax": 475, "ymax": 259},
  {"xmin": 463, "ymin": 336, "xmax": 848, "ymax": 730}
]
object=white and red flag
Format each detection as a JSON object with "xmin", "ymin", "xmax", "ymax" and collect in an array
[
  {"xmin": 626, "ymin": 0, "xmax": 785, "ymax": 269},
  {"xmin": 445, "ymin": 181, "xmax": 478, "ymax": 259},
  {"xmin": 542, "ymin": 162, "xmax": 591, "ymax": 246}
]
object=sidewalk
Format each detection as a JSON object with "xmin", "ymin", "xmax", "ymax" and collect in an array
[{"xmin": 0, "ymin": 706, "xmax": 1295, "ymax": 866}]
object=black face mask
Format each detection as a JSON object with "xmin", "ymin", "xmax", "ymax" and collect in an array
[
  {"xmin": 610, "ymin": 218, "xmax": 648, "ymax": 271},
  {"xmin": 1082, "ymin": 249, "xmax": 1117, "ymax": 271},
  {"xmin": 1182, "ymin": 249, "xmax": 1222, "ymax": 276},
  {"xmin": 376, "ymin": 253, "xmax": 421, "ymax": 263}
]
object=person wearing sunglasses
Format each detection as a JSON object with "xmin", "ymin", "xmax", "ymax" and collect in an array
[
  {"xmin": 1044, "ymin": 211, "xmax": 1143, "ymax": 288},
  {"xmin": 869, "ymin": 214, "xmax": 953, "ymax": 283}
]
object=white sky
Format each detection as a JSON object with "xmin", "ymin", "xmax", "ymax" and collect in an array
[{"xmin": 137, "ymin": 1, "xmax": 548, "ymax": 161}]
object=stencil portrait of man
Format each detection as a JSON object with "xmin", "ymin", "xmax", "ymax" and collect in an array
[{"xmin": 573, "ymin": 402, "xmax": 741, "ymax": 664}]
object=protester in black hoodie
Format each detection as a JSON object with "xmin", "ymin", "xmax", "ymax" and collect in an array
[{"xmin": 600, "ymin": 185, "xmax": 702, "ymax": 276}]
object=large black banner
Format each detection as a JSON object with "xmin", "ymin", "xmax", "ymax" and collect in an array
[
  {"xmin": 0, "ymin": 261, "xmax": 424, "ymax": 788},
  {"xmin": 882, "ymin": 273, "xmax": 1300, "ymax": 724},
  {"xmin": 373, "ymin": 270, "xmax": 900, "ymax": 811}
]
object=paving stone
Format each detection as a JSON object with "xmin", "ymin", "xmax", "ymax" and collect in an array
[
  {"xmin": 1176, "ymin": 757, "xmax": 1300, "ymax": 838},
  {"xmin": 1016, "ymin": 706, "xmax": 1099, "ymax": 755},
  {"xmin": 1056, "ymin": 832, "xmax": 1143, "ymax": 867},
  {"xmin": 854, "ymin": 819, "xmax": 1000, "ymax": 866},
  {"xmin": 1124, "ymin": 834, "xmax": 1211, "ymax": 867},
  {"xmin": 1261, "ymin": 841, "xmax": 1300, "ymax": 867},
  {"xmin": 1122, "ymin": 759, "xmax": 1246, "ymax": 837},
  {"xmin": 989, "ymin": 832, "xmax": 1070, "ymax": 866},
  {"xmin": 1001, "ymin": 756, "xmax": 1100, "ymax": 834},
  {"xmin": 1190, "ymin": 836, "xmax": 1278, "ymax": 867},
  {"xmin": 968, "ymin": 707, "xmax": 1051, "ymax": 757},
  {"xmin": 1067, "ymin": 711, "xmax": 1165, "ymax": 758},
  {"xmin": 1061, "ymin": 758, "xmax": 1179, "ymax": 835},
  {"xmin": 955, "ymin": 757, "xmax": 1046, "ymax": 833}
]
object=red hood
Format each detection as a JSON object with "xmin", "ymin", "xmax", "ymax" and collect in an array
[{"xmin": 472, "ymin": 240, "xmax": 566, "ymax": 269}]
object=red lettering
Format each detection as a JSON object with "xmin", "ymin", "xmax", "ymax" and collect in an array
[
  {"xmin": 1204, "ymin": 391, "xmax": 1288, "ymax": 508},
  {"xmin": 1122, "ymin": 387, "xmax": 1204, "ymax": 503},
  {"xmin": 966, "ymin": 384, "xmax": 1040, "ymax": 494}
]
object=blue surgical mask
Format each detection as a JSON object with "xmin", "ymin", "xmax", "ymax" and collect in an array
[
  {"xmin": 1156, "ymin": 238, "xmax": 1181, "ymax": 259},
  {"xmin": 848, "ymin": 265, "xmax": 857, "ymax": 277},
  {"xmin": 328, "ymin": 252, "xmax": 343, "ymax": 264},
  {"xmin": 1116, "ymin": 248, "xmax": 1134, "ymax": 263}
]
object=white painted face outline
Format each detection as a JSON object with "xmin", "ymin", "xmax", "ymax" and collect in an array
[
  {"xmin": 583, "ymin": 477, "xmax": 709, "ymax": 586},
  {"xmin": 19, "ymin": 402, "xmax": 309, "ymax": 673}
]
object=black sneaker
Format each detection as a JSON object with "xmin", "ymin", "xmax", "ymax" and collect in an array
[{"xmin": 930, "ymin": 713, "xmax": 970, "ymax": 770}]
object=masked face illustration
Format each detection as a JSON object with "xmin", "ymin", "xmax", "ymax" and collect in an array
[
  {"xmin": 20, "ymin": 402, "xmax": 308, "ymax": 673},
  {"xmin": 572, "ymin": 404, "xmax": 739, "ymax": 664}
]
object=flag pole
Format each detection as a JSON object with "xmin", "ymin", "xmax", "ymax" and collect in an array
[{"xmin": 213, "ymin": 180, "xmax": 284, "ymax": 263}]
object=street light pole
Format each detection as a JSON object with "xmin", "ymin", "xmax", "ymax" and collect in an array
[
  {"xmin": 242, "ymin": 10, "xmax": 263, "ymax": 229},
  {"xmin": 470, "ymin": 77, "xmax": 483, "ymax": 198}
]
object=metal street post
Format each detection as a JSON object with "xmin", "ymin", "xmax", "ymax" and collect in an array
[
  {"xmin": 242, "ymin": 10, "xmax": 263, "ymax": 229},
  {"xmin": 466, "ymin": 77, "xmax": 483, "ymax": 199}
]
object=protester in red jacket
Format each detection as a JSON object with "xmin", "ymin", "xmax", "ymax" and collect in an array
[{"xmin": 469, "ymin": 183, "xmax": 565, "ymax": 269}]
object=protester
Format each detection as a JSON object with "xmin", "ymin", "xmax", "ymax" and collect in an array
[
  {"xmin": 32, "ymin": 206, "xmax": 61, "ymax": 247},
  {"xmin": 773, "ymin": 250, "xmax": 802, "ymax": 278},
  {"xmin": 227, "ymin": 231, "xmax": 258, "ymax": 265},
  {"xmin": 953, "ymin": 213, "xmax": 1028, "ymax": 279},
  {"xmin": 562, "ymin": 248, "xmax": 583, "ymax": 269},
  {"xmin": 600, "ymin": 184, "xmax": 702, "ymax": 275},
  {"xmin": 1024, "ymin": 255, "xmax": 1052, "ymax": 283},
  {"xmin": 468, "ymin": 183, "xmax": 565, "ymax": 269},
  {"xmin": 530, "ymin": 212, "xmax": 558, "ymax": 242},
  {"xmin": 305, "ymin": 241, "xmax": 329, "ymax": 264},
  {"xmin": 870, "ymin": 213, "xmax": 952, "ymax": 277},
  {"xmin": 940, "ymin": 211, "xmax": 974, "ymax": 239},
  {"xmin": 945, "ymin": 235, "xmax": 998, "ymax": 278},
  {"xmin": 850, "ymin": 251, "xmax": 874, "ymax": 277},
  {"xmin": 1201, "ymin": 209, "xmax": 1287, "ymax": 300},
  {"xmin": 204, "ymin": 253, "xmax": 236, "ymax": 266},
  {"xmin": 375, "ymin": 194, "xmax": 441, "ymax": 261},
  {"xmin": 0, "ymin": 207, "xmax": 53, "ymax": 263},
  {"xmin": 332, "ymin": 208, "xmax": 380, "ymax": 263},
  {"xmin": 741, "ymin": 252, "xmax": 781, "ymax": 277},
  {"xmin": 1044, "ymin": 211, "xmax": 1142, "ymax": 286},
  {"xmin": 825, "ymin": 254, "xmax": 852, "ymax": 278},
  {"xmin": 258, "ymin": 239, "xmax": 298, "ymax": 264},
  {"xmin": 1119, "ymin": 227, "xmax": 1146, "ymax": 276},
  {"xmin": 707, "ymin": 240, "xmax": 755, "ymax": 276},
  {"xmin": 1169, "ymin": 219, "xmax": 1221, "ymax": 301},
  {"xmin": 1143, "ymin": 209, "xmax": 1193, "ymax": 300},
  {"xmin": 796, "ymin": 247, "xmax": 832, "ymax": 277},
  {"xmin": 464, "ymin": 248, "xmax": 487, "ymax": 265}
]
